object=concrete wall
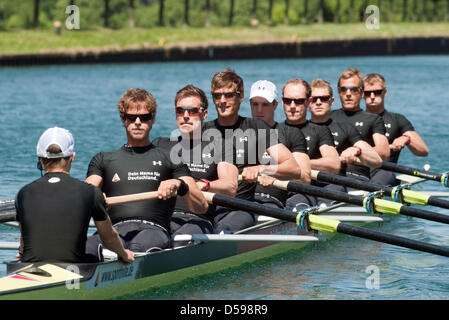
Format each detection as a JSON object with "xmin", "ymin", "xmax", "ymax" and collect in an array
[{"xmin": 1, "ymin": 37, "xmax": 448, "ymax": 66}]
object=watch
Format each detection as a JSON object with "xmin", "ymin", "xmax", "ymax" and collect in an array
[{"xmin": 199, "ymin": 179, "xmax": 211, "ymax": 191}]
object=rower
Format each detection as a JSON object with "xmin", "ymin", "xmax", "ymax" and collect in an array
[
  {"xmin": 309, "ymin": 78, "xmax": 382, "ymax": 178},
  {"xmin": 203, "ymin": 68, "xmax": 301, "ymax": 231},
  {"xmin": 249, "ymin": 80, "xmax": 311, "ymax": 209},
  {"xmin": 363, "ymin": 73, "xmax": 429, "ymax": 186},
  {"xmin": 85, "ymin": 88, "xmax": 208, "ymax": 258},
  {"xmin": 15, "ymin": 127, "xmax": 134, "ymax": 264},
  {"xmin": 153, "ymin": 85, "xmax": 238, "ymax": 235},
  {"xmin": 279, "ymin": 78, "xmax": 340, "ymax": 209},
  {"xmin": 331, "ymin": 67, "xmax": 390, "ymax": 182}
]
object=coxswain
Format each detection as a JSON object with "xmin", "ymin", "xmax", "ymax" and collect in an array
[{"xmin": 16, "ymin": 127, "xmax": 134, "ymax": 264}]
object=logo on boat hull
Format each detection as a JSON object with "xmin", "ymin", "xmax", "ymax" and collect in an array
[{"xmin": 86, "ymin": 263, "xmax": 137, "ymax": 290}]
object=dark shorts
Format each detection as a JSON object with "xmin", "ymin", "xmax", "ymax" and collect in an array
[
  {"xmin": 171, "ymin": 211, "xmax": 214, "ymax": 235},
  {"xmin": 213, "ymin": 205, "xmax": 255, "ymax": 232},
  {"xmin": 86, "ymin": 220, "xmax": 171, "ymax": 260},
  {"xmin": 370, "ymin": 168, "xmax": 399, "ymax": 187}
]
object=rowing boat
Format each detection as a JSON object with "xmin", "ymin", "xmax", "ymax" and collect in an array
[{"xmin": 0, "ymin": 174, "xmax": 435, "ymax": 300}]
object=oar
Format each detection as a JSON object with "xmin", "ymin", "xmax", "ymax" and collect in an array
[
  {"xmin": 202, "ymin": 192, "xmax": 449, "ymax": 258},
  {"xmin": 0, "ymin": 191, "xmax": 162, "ymax": 223},
  {"xmin": 267, "ymin": 179, "xmax": 449, "ymax": 225},
  {"xmin": 381, "ymin": 161, "xmax": 449, "ymax": 188},
  {"xmin": 311, "ymin": 170, "xmax": 449, "ymax": 210}
]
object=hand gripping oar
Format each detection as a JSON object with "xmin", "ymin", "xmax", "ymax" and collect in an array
[
  {"xmin": 0, "ymin": 191, "xmax": 162, "ymax": 223},
  {"xmin": 381, "ymin": 161, "xmax": 449, "ymax": 188},
  {"xmin": 311, "ymin": 170, "xmax": 449, "ymax": 210},
  {"xmin": 201, "ymin": 192, "xmax": 449, "ymax": 258},
  {"xmin": 269, "ymin": 179, "xmax": 449, "ymax": 225}
]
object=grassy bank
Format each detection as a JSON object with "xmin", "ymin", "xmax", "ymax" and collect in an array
[{"xmin": 1, "ymin": 22, "xmax": 449, "ymax": 55}]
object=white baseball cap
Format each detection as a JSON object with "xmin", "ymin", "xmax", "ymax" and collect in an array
[
  {"xmin": 249, "ymin": 80, "xmax": 278, "ymax": 103},
  {"xmin": 36, "ymin": 127, "xmax": 75, "ymax": 159}
]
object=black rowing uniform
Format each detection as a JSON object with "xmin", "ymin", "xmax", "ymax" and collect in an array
[
  {"xmin": 370, "ymin": 110, "xmax": 415, "ymax": 186},
  {"xmin": 202, "ymin": 116, "xmax": 279, "ymax": 231},
  {"xmin": 202, "ymin": 116, "xmax": 279, "ymax": 201},
  {"xmin": 16, "ymin": 172, "xmax": 108, "ymax": 263},
  {"xmin": 311, "ymin": 119, "xmax": 363, "ymax": 176},
  {"xmin": 255, "ymin": 122, "xmax": 308, "ymax": 205},
  {"xmin": 331, "ymin": 108, "xmax": 386, "ymax": 179},
  {"xmin": 86, "ymin": 144, "xmax": 191, "ymax": 233},
  {"xmin": 152, "ymin": 136, "xmax": 217, "ymax": 233},
  {"xmin": 378, "ymin": 110, "xmax": 415, "ymax": 163}
]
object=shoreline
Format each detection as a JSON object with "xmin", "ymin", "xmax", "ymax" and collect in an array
[{"xmin": 1, "ymin": 36, "xmax": 448, "ymax": 66}]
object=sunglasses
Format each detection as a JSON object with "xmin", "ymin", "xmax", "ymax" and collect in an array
[
  {"xmin": 175, "ymin": 106, "xmax": 203, "ymax": 116},
  {"xmin": 339, "ymin": 86, "xmax": 362, "ymax": 93},
  {"xmin": 282, "ymin": 97, "xmax": 307, "ymax": 105},
  {"xmin": 310, "ymin": 95, "xmax": 332, "ymax": 103},
  {"xmin": 212, "ymin": 91, "xmax": 240, "ymax": 100},
  {"xmin": 123, "ymin": 113, "xmax": 154, "ymax": 122},
  {"xmin": 363, "ymin": 89, "xmax": 385, "ymax": 96}
]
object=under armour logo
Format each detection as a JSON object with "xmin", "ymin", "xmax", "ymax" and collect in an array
[
  {"xmin": 152, "ymin": 161, "xmax": 162, "ymax": 166},
  {"xmin": 332, "ymin": 132, "xmax": 339, "ymax": 137},
  {"xmin": 240, "ymin": 137, "xmax": 248, "ymax": 142},
  {"xmin": 202, "ymin": 153, "xmax": 212, "ymax": 158},
  {"xmin": 335, "ymin": 141, "xmax": 339, "ymax": 145},
  {"xmin": 306, "ymin": 136, "xmax": 311, "ymax": 141},
  {"xmin": 385, "ymin": 123, "xmax": 391, "ymax": 128},
  {"xmin": 355, "ymin": 122, "xmax": 364, "ymax": 126}
]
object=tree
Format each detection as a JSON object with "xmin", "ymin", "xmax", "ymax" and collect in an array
[
  {"xmin": 104, "ymin": 0, "xmax": 110, "ymax": 28},
  {"xmin": 284, "ymin": 0, "xmax": 290, "ymax": 25},
  {"xmin": 402, "ymin": 0, "xmax": 408, "ymax": 22},
  {"xmin": 228, "ymin": 0, "xmax": 234, "ymax": 26},
  {"xmin": 205, "ymin": 0, "xmax": 211, "ymax": 27},
  {"xmin": 334, "ymin": 0, "xmax": 341, "ymax": 23},
  {"xmin": 302, "ymin": 0, "xmax": 309, "ymax": 24},
  {"xmin": 412, "ymin": 0, "xmax": 418, "ymax": 21},
  {"xmin": 184, "ymin": 0, "xmax": 189, "ymax": 26},
  {"xmin": 268, "ymin": 0, "xmax": 273, "ymax": 25},
  {"xmin": 317, "ymin": 0, "xmax": 324, "ymax": 24},
  {"xmin": 129, "ymin": 0, "xmax": 135, "ymax": 28},
  {"xmin": 33, "ymin": 0, "xmax": 40, "ymax": 28},
  {"xmin": 158, "ymin": 0, "xmax": 164, "ymax": 26}
]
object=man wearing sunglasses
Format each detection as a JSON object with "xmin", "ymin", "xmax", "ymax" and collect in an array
[
  {"xmin": 203, "ymin": 68, "xmax": 301, "ymax": 231},
  {"xmin": 248, "ymin": 80, "xmax": 311, "ymax": 209},
  {"xmin": 331, "ymin": 68, "xmax": 390, "ymax": 182},
  {"xmin": 363, "ymin": 73, "xmax": 429, "ymax": 186},
  {"xmin": 85, "ymin": 88, "xmax": 208, "ymax": 259},
  {"xmin": 309, "ymin": 79, "xmax": 382, "ymax": 178},
  {"xmin": 280, "ymin": 78, "xmax": 341, "ymax": 209},
  {"xmin": 153, "ymin": 85, "xmax": 238, "ymax": 236}
]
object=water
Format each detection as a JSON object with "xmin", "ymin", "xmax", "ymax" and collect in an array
[{"xmin": 0, "ymin": 55, "xmax": 448, "ymax": 299}]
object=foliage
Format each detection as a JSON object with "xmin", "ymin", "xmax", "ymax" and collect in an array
[{"xmin": 0, "ymin": 0, "xmax": 447, "ymax": 30}]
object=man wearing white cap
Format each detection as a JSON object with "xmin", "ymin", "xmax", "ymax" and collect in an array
[
  {"xmin": 15, "ymin": 127, "xmax": 134, "ymax": 264},
  {"xmin": 249, "ymin": 80, "xmax": 311, "ymax": 209}
]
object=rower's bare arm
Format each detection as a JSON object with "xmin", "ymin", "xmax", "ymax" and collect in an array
[
  {"xmin": 372, "ymin": 133, "xmax": 390, "ymax": 161},
  {"xmin": 311, "ymin": 144, "xmax": 340, "ymax": 174},
  {"xmin": 94, "ymin": 217, "xmax": 134, "ymax": 265},
  {"xmin": 179, "ymin": 176, "xmax": 209, "ymax": 214},
  {"xmin": 263, "ymin": 143, "xmax": 301, "ymax": 180},
  {"xmin": 400, "ymin": 130, "xmax": 429, "ymax": 156},
  {"xmin": 85, "ymin": 174, "xmax": 103, "ymax": 188},
  {"xmin": 354, "ymin": 140, "xmax": 382, "ymax": 168},
  {"xmin": 198, "ymin": 162, "xmax": 238, "ymax": 197},
  {"xmin": 293, "ymin": 152, "xmax": 311, "ymax": 184}
]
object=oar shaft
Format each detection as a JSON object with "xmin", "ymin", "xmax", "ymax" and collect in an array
[
  {"xmin": 106, "ymin": 191, "xmax": 160, "ymax": 206},
  {"xmin": 381, "ymin": 162, "xmax": 442, "ymax": 181},
  {"xmin": 337, "ymin": 223, "xmax": 449, "ymax": 257}
]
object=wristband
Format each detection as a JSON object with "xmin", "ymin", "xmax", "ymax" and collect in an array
[
  {"xmin": 403, "ymin": 134, "xmax": 411, "ymax": 145},
  {"xmin": 199, "ymin": 179, "xmax": 211, "ymax": 191},
  {"xmin": 354, "ymin": 146, "xmax": 362, "ymax": 156},
  {"xmin": 176, "ymin": 179, "xmax": 189, "ymax": 196}
]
